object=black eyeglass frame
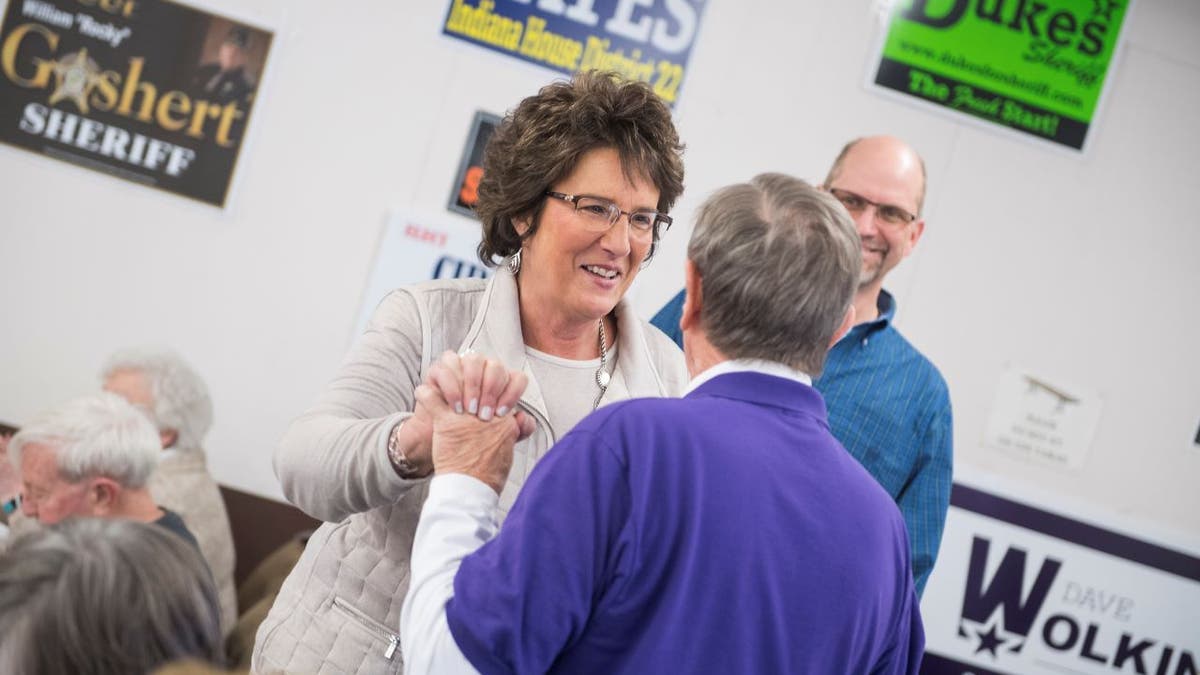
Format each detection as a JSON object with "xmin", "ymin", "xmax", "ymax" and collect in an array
[
  {"xmin": 827, "ymin": 187, "xmax": 919, "ymax": 227},
  {"xmin": 544, "ymin": 191, "xmax": 673, "ymax": 234}
]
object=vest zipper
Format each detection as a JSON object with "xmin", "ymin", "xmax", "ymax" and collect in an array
[{"xmin": 384, "ymin": 635, "xmax": 399, "ymax": 660}]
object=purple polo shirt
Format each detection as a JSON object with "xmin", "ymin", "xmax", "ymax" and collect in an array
[{"xmin": 446, "ymin": 371, "xmax": 924, "ymax": 674}]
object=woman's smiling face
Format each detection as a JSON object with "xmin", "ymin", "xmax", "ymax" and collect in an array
[{"xmin": 517, "ymin": 146, "xmax": 660, "ymax": 327}]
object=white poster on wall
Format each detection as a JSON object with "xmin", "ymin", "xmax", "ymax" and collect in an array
[
  {"xmin": 920, "ymin": 480, "xmax": 1199, "ymax": 675},
  {"xmin": 983, "ymin": 365, "xmax": 1103, "ymax": 470},
  {"xmin": 353, "ymin": 209, "xmax": 489, "ymax": 339}
]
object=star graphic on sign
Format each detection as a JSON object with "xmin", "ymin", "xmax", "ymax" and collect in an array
[
  {"xmin": 974, "ymin": 624, "xmax": 1007, "ymax": 658},
  {"xmin": 1091, "ymin": 0, "xmax": 1123, "ymax": 21},
  {"xmin": 48, "ymin": 48, "xmax": 104, "ymax": 114}
]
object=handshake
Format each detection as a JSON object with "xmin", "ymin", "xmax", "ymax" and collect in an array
[{"xmin": 410, "ymin": 350, "xmax": 537, "ymax": 494}]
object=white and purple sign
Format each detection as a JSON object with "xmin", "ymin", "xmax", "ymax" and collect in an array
[
  {"xmin": 921, "ymin": 481, "xmax": 1199, "ymax": 674},
  {"xmin": 353, "ymin": 209, "xmax": 490, "ymax": 340}
]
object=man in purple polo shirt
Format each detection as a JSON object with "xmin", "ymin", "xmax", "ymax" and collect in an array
[{"xmin": 401, "ymin": 174, "xmax": 924, "ymax": 674}]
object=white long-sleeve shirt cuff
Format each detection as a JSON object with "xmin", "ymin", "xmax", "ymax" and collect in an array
[{"xmin": 400, "ymin": 473, "xmax": 499, "ymax": 675}]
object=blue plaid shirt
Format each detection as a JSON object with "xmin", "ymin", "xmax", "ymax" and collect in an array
[{"xmin": 651, "ymin": 289, "xmax": 953, "ymax": 596}]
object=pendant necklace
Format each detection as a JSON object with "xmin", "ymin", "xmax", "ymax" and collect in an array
[{"xmin": 593, "ymin": 317, "xmax": 611, "ymax": 410}]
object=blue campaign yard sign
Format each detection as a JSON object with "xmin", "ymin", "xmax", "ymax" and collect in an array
[{"xmin": 441, "ymin": 0, "xmax": 705, "ymax": 106}]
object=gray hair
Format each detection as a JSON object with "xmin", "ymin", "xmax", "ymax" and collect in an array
[
  {"xmin": 8, "ymin": 392, "xmax": 160, "ymax": 488},
  {"xmin": 687, "ymin": 173, "xmax": 862, "ymax": 375},
  {"xmin": 101, "ymin": 348, "xmax": 213, "ymax": 452},
  {"xmin": 0, "ymin": 518, "xmax": 224, "ymax": 674}
]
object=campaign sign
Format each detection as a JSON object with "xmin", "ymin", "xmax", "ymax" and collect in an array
[
  {"xmin": 872, "ymin": 0, "xmax": 1132, "ymax": 151},
  {"xmin": 353, "ymin": 209, "xmax": 491, "ymax": 339},
  {"xmin": 0, "ymin": 0, "xmax": 272, "ymax": 206},
  {"xmin": 921, "ymin": 482, "xmax": 1199, "ymax": 674},
  {"xmin": 440, "ymin": 0, "xmax": 706, "ymax": 106},
  {"xmin": 448, "ymin": 110, "xmax": 500, "ymax": 217}
]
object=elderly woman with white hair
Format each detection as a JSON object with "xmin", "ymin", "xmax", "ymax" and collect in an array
[
  {"xmin": 0, "ymin": 517, "xmax": 225, "ymax": 674},
  {"xmin": 100, "ymin": 347, "xmax": 238, "ymax": 637}
]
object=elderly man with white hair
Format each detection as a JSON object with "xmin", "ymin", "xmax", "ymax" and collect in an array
[
  {"xmin": 101, "ymin": 348, "xmax": 237, "ymax": 636},
  {"xmin": 9, "ymin": 392, "xmax": 197, "ymax": 544}
]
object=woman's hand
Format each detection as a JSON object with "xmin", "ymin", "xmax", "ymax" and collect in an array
[
  {"xmin": 388, "ymin": 351, "xmax": 530, "ymax": 479},
  {"xmin": 425, "ymin": 351, "xmax": 527, "ymax": 422},
  {"xmin": 415, "ymin": 370, "xmax": 535, "ymax": 494}
]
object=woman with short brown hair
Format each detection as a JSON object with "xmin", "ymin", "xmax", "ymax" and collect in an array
[{"xmin": 253, "ymin": 71, "xmax": 687, "ymax": 674}]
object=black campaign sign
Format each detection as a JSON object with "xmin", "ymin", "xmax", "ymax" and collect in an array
[{"xmin": 0, "ymin": 0, "xmax": 272, "ymax": 207}]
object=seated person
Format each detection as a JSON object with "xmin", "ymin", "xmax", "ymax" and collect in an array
[
  {"xmin": 401, "ymin": 174, "xmax": 924, "ymax": 673},
  {"xmin": 0, "ymin": 427, "xmax": 19, "ymax": 542},
  {"xmin": 8, "ymin": 392, "xmax": 198, "ymax": 547},
  {"xmin": 0, "ymin": 517, "xmax": 224, "ymax": 673},
  {"xmin": 101, "ymin": 347, "xmax": 237, "ymax": 635}
]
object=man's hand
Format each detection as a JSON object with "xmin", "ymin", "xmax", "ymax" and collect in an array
[{"xmin": 415, "ymin": 357, "xmax": 535, "ymax": 494}]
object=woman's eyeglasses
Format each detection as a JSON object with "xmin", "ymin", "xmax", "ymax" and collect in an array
[{"xmin": 545, "ymin": 191, "xmax": 671, "ymax": 239}]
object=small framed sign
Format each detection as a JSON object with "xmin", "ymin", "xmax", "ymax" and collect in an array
[{"xmin": 447, "ymin": 110, "xmax": 500, "ymax": 218}]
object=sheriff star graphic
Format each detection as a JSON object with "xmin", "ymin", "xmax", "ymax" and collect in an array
[{"xmin": 48, "ymin": 49, "xmax": 104, "ymax": 114}]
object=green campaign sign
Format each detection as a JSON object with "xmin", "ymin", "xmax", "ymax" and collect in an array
[{"xmin": 873, "ymin": 0, "xmax": 1131, "ymax": 150}]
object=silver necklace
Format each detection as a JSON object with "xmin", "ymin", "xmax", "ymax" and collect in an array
[{"xmin": 593, "ymin": 317, "xmax": 610, "ymax": 409}]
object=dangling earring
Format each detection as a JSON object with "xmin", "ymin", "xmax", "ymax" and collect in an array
[{"xmin": 507, "ymin": 248, "xmax": 522, "ymax": 275}]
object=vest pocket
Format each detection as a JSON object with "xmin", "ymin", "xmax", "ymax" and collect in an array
[{"xmin": 331, "ymin": 596, "xmax": 401, "ymax": 661}]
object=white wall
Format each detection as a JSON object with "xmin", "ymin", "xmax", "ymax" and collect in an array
[{"xmin": 2, "ymin": 0, "xmax": 1197, "ymax": 556}]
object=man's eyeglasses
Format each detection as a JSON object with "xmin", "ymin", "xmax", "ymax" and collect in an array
[
  {"xmin": 544, "ymin": 191, "xmax": 671, "ymax": 239},
  {"xmin": 828, "ymin": 188, "xmax": 918, "ymax": 227}
]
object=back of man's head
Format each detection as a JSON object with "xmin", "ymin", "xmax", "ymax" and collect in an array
[
  {"xmin": 687, "ymin": 173, "xmax": 861, "ymax": 375},
  {"xmin": 9, "ymin": 392, "xmax": 160, "ymax": 489},
  {"xmin": 0, "ymin": 518, "xmax": 224, "ymax": 674},
  {"xmin": 101, "ymin": 348, "xmax": 213, "ymax": 452}
]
